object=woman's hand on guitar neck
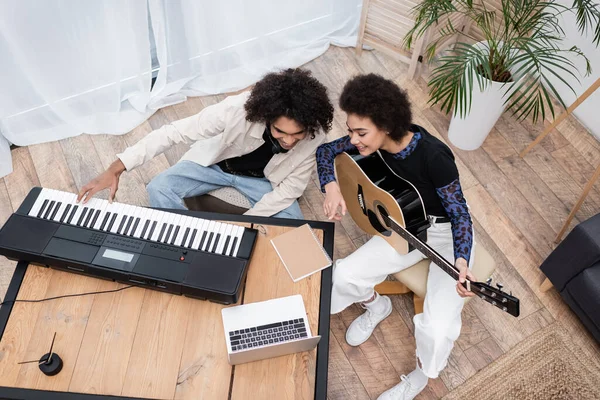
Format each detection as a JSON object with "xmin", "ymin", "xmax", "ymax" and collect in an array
[
  {"xmin": 323, "ymin": 181, "xmax": 347, "ymax": 221},
  {"xmin": 456, "ymin": 258, "xmax": 476, "ymax": 298}
]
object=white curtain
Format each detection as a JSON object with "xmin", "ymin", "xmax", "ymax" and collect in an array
[{"xmin": 0, "ymin": 0, "xmax": 361, "ymax": 178}]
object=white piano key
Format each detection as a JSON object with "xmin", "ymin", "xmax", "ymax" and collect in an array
[
  {"xmin": 53, "ymin": 192, "xmax": 76, "ymax": 222},
  {"xmin": 208, "ymin": 222, "xmax": 223, "ymax": 252},
  {"xmin": 166, "ymin": 214, "xmax": 182, "ymax": 244},
  {"xmin": 223, "ymin": 225, "xmax": 236, "ymax": 256},
  {"xmin": 69, "ymin": 201, "xmax": 86, "ymax": 225},
  {"xmin": 232, "ymin": 226, "xmax": 244, "ymax": 257}
]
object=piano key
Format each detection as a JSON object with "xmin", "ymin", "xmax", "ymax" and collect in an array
[
  {"xmin": 132, "ymin": 208, "xmax": 149, "ymax": 237},
  {"xmin": 92, "ymin": 200, "xmax": 110, "ymax": 230},
  {"xmin": 147, "ymin": 220, "xmax": 158, "ymax": 240},
  {"xmin": 37, "ymin": 199, "xmax": 49, "ymax": 218},
  {"xmin": 116, "ymin": 214, "xmax": 128, "ymax": 234},
  {"xmin": 83, "ymin": 207, "xmax": 94, "ymax": 227},
  {"xmin": 156, "ymin": 222, "xmax": 167, "ymax": 242},
  {"xmin": 164, "ymin": 224, "xmax": 174, "ymax": 243},
  {"xmin": 130, "ymin": 217, "xmax": 140, "ymax": 237},
  {"xmin": 150, "ymin": 212, "xmax": 168, "ymax": 241},
  {"xmin": 140, "ymin": 219, "xmax": 150, "ymax": 239},
  {"xmin": 60, "ymin": 204, "xmax": 72, "ymax": 223},
  {"xmin": 49, "ymin": 201, "xmax": 62, "ymax": 220},
  {"xmin": 232, "ymin": 226, "xmax": 244, "ymax": 257},
  {"xmin": 99, "ymin": 211, "xmax": 111, "ymax": 231},
  {"xmin": 217, "ymin": 224, "xmax": 233, "ymax": 255},
  {"xmin": 109, "ymin": 204, "xmax": 125, "ymax": 233},
  {"xmin": 189, "ymin": 228, "xmax": 200, "ymax": 249},
  {"xmin": 29, "ymin": 188, "xmax": 49, "ymax": 216},
  {"xmin": 229, "ymin": 237, "xmax": 238, "ymax": 257},
  {"xmin": 43, "ymin": 200, "xmax": 56, "ymax": 220},
  {"xmin": 67, "ymin": 204, "xmax": 81, "ymax": 225},
  {"xmin": 181, "ymin": 227, "xmax": 191, "ymax": 247},
  {"xmin": 224, "ymin": 225, "xmax": 237, "ymax": 256},
  {"xmin": 77, "ymin": 207, "xmax": 90, "ymax": 226},
  {"xmin": 88, "ymin": 209, "xmax": 100, "ymax": 228},
  {"xmin": 168, "ymin": 214, "xmax": 183, "ymax": 244},
  {"xmin": 107, "ymin": 213, "xmax": 118, "ymax": 232},
  {"xmin": 201, "ymin": 221, "xmax": 216, "ymax": 251},
  {"xmin": 173, "ymin": 216, "xmax": 191, "ymax": 246},
  {"xmin": 222, "ymin": 236, "xmax": 231, "ymax": 256},
  {"xmin": 211, "ymin": 233, "xmax": 220, "ymax": 253},
  {"xmin": 52, "ymin": 192, "xmax": 74, "ymax": 222}
]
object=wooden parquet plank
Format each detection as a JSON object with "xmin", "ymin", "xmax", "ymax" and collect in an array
[
  {"xmin": 334, "ymin": 310, "xmax": 400, "ymax": 399},
  {"xmin": 69, "ymin": 282, "xmax": 145, "ymax": 396},
  {"xmin": 326, "ymin": 329, "xmax": 371, "ymax": 400},
  {"xmin": 439, "ymin": 345, "xmax": 477, "ymax": 391},
  {"xmin": 60, "ymin": 134, "xmax": 105, "ymax": 195},
  {"xmin": 28, "ymin": 142, "xmax": 77, "ymax": 193},
  {"xmin": 463, "ymin": 336, "xmax": 504, "ymax": 372},
  {"xmin": 3, "ymin": 147, "xmax": 40, "ymax": 208}
]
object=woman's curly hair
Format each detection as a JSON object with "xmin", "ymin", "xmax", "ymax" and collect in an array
[
  {"xmin": 245, "ymin": 68, "xmax": 333, "ymax": 138},
  {"xmin": 339, "ymin": 73, "xmax": 412, "ymax": 141}
]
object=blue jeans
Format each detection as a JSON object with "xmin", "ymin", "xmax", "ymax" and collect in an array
[{"xmin": 146, "ymin": 160, "xmax": 303, "ymax": 219}]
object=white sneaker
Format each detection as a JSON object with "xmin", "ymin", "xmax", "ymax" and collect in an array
[
  {"xmin": 345, "ymin": 295, "xmax": 392, "ymax": 346},
  {"xmin": 377, "ymin": 374, "xmax": 426, "ymax": 400}
]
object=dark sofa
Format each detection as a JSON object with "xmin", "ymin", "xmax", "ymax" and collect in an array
[{"xmin": 540, "ymin": 213, "xmax": 600, "ymax": 343}]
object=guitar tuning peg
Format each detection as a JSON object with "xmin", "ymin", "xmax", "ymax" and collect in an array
[
  {"xmin": 496, "ymin": 283, "xmax": 504, "ymax": 291},
  {"xmin": 486, "ymin": 277, "xmax": 492, "ymax": 285}
]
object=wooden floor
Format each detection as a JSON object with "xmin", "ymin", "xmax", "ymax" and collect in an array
[{"xmin": 1, "ymin": 46, "xmax": 600, "ymax": 399}]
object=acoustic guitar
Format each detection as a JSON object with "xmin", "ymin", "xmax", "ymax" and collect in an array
[{"xmin": 334, "ymin": 151, "xmax": 520, "ymax": 317}]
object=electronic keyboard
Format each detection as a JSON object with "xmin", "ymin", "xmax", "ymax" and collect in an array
[{"xmin": 0, "ymin": 187, "xmax": 258, "ymax": 304}]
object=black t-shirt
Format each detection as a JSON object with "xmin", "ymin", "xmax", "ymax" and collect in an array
[
  {"xmin": 217, "ymin": 127, "xmax": 286, "ymax": 178},
  {"xmin": 379, "ymin": 125, "xmax": 459, "ymax": 218}
]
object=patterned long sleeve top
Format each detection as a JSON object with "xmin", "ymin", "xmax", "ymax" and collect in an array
[{"xmin": 316, "ymin": 130, "xmax": 473, "ymax": 263}]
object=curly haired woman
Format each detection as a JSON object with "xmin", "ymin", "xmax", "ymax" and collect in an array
[
  {"xmin": 316, "ymin": 73, "xmax": 475, "ymax": 399},
  {"xmin": 78, "ymin": 68, "xmax": 334, "ymax": 219}
]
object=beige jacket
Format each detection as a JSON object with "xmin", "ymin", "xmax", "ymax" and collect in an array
[{"xmin": 117, "ymin": 91, "xmax": 326, "ymax": 217}]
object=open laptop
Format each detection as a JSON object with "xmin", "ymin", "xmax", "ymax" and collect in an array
[{"xmin": 221, "ymin": 294, "xmax": 321, "ymax": 365}]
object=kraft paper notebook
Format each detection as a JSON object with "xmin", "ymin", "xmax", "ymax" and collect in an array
[{"xmin": 270, "ymin": 224, "xmax": 332, "ymax": 282}]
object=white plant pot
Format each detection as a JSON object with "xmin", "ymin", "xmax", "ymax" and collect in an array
[{"xmin": 447, "ymin": 41, "xmax": 519, "ymax": 151}]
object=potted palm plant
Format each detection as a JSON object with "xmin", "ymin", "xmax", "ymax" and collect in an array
[{"xmin": 406, "ymin": 0, "xmax": 600, "ymax": 150}]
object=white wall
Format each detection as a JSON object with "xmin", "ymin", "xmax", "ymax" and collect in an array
[{"xmin": 547, "ymin": 0, "xmax": 600, "ymax": 140}]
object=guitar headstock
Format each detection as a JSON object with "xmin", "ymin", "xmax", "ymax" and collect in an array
[{"xmin": 467, "ymin": 278, "xmax": 520, "ymax": 317}]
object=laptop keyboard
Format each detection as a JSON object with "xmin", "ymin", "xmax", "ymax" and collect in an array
[{"xmin": 228, "ymin": 318, "xmax": 307, "ymax": 352}]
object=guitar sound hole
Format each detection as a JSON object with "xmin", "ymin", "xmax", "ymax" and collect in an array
[{"xmin": 367, "ymin": 207, "xmax": 391, "ymax": 237}]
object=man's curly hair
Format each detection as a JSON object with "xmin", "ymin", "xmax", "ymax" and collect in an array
[
  {"xmin": 339, "ymin": 73, "xmax": 412, "ymax": 141},
  {"xmin": 245, "ymin": 68, "xmax": 333, "ymax": 138}
]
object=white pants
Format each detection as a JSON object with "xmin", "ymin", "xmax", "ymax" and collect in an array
[{"xmin": 331, "ymin": 221, "xmax": 474, "ymax": 378}]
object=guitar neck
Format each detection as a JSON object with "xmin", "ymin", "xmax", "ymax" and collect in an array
[{"xmin": 381, "ymin": 215, "xmax": 459, "ymax": 280}]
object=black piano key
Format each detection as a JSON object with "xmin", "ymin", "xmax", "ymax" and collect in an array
[
  {"xmin": 77, "ymin": 208, "xmax": 89, "ymax": 226},
  {"xmin": 107, "ymin": 213, "xmax": 118, "ymax": 231},
  {"xmin": 83, "ymin": 208, "xmax": 94, "ymax": 227},
  {"xmin": 223, "ymin": 236, "xmax": 231, "ymax": 255},
  {"xmin": 198, "ymin": 231, "xmax": 208, "ymax": 249},
  {"xmin": 187, "ymin": 229, "xmax": 198, "ymax": 248},
  {"xmin": 211, "ymin": 234, "xmax": 221, "ymax": 253},
  {"xmin": 67, "ymin": 205, "xmax": 79, "ymax": 224},
  {"xmin": 43, "ymin": 200, "xmax": 56, "ymax": 219},
  {"xmin": 116, "ymin": 215, "xmax": 127, "ymax": 234},
  {"xmin": 157, "ymin": 223, "xmax": 167, "ymax": 242},
  {"xmin": 205, "ymin": 232, "xmax": 215, "ymax": 251},
  {"xmin": 37, "ymin": 199, "xmax": 49, "ymax": 218},
  {"xmin": 49, "ymin": 202, "xmax": 62, "ymax": 220},
  {"xmin": 229, "ymin": 237, "xmax": 238, "ymax": 256},
  {"xmin": 170, "ymin": 226, "xmax": 180, "ymax": 245},
  {"xmin": 123, "ymin": 216, "xmax": 134, "ymax": 235},
  {"xmin": 60, "ymin": 204, "xmax": 72, "ymax": 223},
  {"xmin": 164, "ymin": 224, "xmax": 174, "ymax": 243},
  {"xmin": 100, "ymin": 212, "xmax": 111, "ymax": 231},
  {"xmin": 90, "ymin": 209, "xmax": 101, "ymax": 228},
  {"xmin": 181, "ymin": 227, "xmax": 190, "ymax": 247},
  {"xmin": 147, "ymin": 221, "xmax": 158, "ymax": 240},
  {"xmin": 140, "ymin": 220, "xmax": 150, "ymax": 238},
  {"xmin": 130, "ymin": 218, "xmax": 140, "ymax": 236}
]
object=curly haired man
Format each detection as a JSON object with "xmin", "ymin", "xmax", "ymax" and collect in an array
[{"xmin": 78, "ymin": 68, "xmax": 334, "ymax": 219}]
